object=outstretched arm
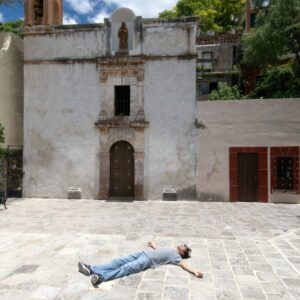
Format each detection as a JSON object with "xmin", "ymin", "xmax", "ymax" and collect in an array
[
  {"xmin": 179, "ymin": 262, "xmax": 203, "ymax": 278},
  {"xmin": 147, "ymin": 241, "xmax": 158, "ymax": 249}
]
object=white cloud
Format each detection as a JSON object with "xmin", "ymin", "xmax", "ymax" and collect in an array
[
  {"xmin": 89, "ymin": 0, "xmax": 177, "ymax": 23},
  {"xmin": 103, "ymin": 0, "xmax": 177, "ymax": 18},
  {"xmin": 89, "ymin": 11, "xmax": 110, "ymax": 23},
  {"xmin": 63, "ymin": 14, "xmax": 79, "ymax": 25},
  {"xmin": 0, "ymin": 12, "xmax": 4, "ymax": 23},
  {"xmin": 65, "ymin": 0, "xmax": 96, "ymax": 15}
]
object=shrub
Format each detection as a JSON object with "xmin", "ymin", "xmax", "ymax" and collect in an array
[{"xmin": 209, "ymin": 83, "xmax": 242, "ymax": 100}]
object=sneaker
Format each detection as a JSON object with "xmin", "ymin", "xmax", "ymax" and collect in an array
[
  {"xmin": 91, "ymin": 274, "xmax": 103, "ymax": 288},
  {"xmin": 78, "ymin": 262, "xmax": 91, "ymax": 276}
]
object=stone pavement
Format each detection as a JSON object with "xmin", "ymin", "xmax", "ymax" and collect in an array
[{"xmin": 0, "ymin": 199, "xmax": 300, "ymax": 300}]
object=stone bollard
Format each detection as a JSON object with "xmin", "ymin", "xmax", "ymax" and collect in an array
[
  {"xmin": 67, "ymin": 187, "xmax": 82, "ymax": 199},
  {"xmin": 163, "ymin": 188, "xmax": 177, "ymax": 201}
]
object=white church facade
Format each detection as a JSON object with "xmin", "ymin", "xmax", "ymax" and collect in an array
[
  {"xmin": 22, "ymin": 1, "xmax": 300, "ymax": 203},
  {"xmin": 23, "ymin": 1, "xmax": 198, "ymax": 200}
]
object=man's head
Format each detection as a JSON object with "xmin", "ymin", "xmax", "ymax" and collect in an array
[{"xmin": 177, "ymin": 244, "xmax": 192, "ymax": 259}]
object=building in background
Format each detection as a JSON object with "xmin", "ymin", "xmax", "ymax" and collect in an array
[
  {"xmin": 196, "ymin": 32, "xmax": 241, "ymax": 100},
  {"xmin": 24, "ymin": 0, "xmax": 63, "ymax": 26}
]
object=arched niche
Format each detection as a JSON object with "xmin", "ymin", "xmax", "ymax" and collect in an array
[{"xmin": 111, "ymin": 7, "xmax": 135, "ymax": 52}]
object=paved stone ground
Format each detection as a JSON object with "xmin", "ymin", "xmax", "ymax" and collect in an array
[{"xmin": 0, "ymin": 199, "xmax": 300, "ymax": 300}]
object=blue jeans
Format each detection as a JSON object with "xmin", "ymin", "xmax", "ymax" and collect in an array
[{"xmin": 90, "ymin": 251, "xmax": 151, "ymax": 282}]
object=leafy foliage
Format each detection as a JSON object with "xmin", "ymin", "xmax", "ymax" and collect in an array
[
  {"xmin": 159, "ymin": 0, "xmax": 246, "ymax": 32},
  {"xmin": 0, "ymin": 20, "xmax": 23, "ymax": 36},
  {"xmin": 241, "ymin": 0, "xmax": 300, "ymax": 67},
  {"xmin": 0, "ymin": 123, "xmax": 4, "ymax": 145},
  {"xmin": 159, "ymin": 9, "xmax": 178, "ymax": 18},
  {"xmin": 241, "ymin": 0, "xmax": 300, "ymax": 98},
  {"xmin": 255, "ymin": 63, "xmax": 300, "ymax": 98},
  {"xmin": 209, "ymin": 83, "xmax": 242, "ymax": 100}
]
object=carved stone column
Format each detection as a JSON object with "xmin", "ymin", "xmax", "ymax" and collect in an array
[{"xmin": 99, "ymin": 152, "xmax": 110, "ymax": 200}]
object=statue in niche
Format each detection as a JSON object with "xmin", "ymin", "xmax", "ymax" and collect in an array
[
  {"xmin": 33, "ymin": 0, "xmax": 44, "ymax": 25},
  {"xmin": 118, "ymin": 22, "xmax": 128, "ymax": 51}
]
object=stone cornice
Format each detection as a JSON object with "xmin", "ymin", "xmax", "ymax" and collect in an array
[
  {"xmin": 95, "ymin": 120, "xmax": 149, "ymax": 129},
  {"xmin": 24, "ymin": 54, "xmax": 197, "ymax": 65},
  {"xmin": 23, "ymin": 24, "xmax": 105, "ymax": 36}
]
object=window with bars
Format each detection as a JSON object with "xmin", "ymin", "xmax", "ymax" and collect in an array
[
  {"xmin": 115, "ymin": 86, "xmax": 130, "ymax": 116},
  {"xmin": 276, "ymin": 157, "xmax": 294, "ymax": 190},
  {"xmin": 200, "ymin": 52, "xmax": 214, "ymax": 70}
]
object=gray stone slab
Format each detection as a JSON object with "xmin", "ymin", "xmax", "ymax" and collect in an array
[
  {"xmin": 240, "ymin": 287, "xmax": 266, "ymax": 299},
  {"xmin": 0, "ymin": 199, "xmax": 299, "ymax": 299},
  {"xmin": 163, "ymin": 286, "xmax": 189, "ymax": 300}
]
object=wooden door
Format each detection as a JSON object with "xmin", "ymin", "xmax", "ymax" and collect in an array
[
  {"xmin": 238, "ymin": 153, "xmax": 258, "ymax": 202},
  {"xmin": 110, "ymin": 141, "xmax": 134, "ymax": 198}
]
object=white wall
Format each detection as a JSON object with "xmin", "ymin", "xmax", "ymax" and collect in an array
[
  {"xmin": 142, "ymin": 22, "xmax": 197, "ymax": 56},
  {"xmin": 23, "ymin": 16, "xmax": 198, "ymax": 200},
  {"xmin": 24, "ymin": 26, "xmax": 106, "ymax": 60},
  {"xmin": 23, "ymin": 63, "xmax": 101, "ymax": 198},
  {"xmin": 144, "ymin": 59, "xmax": 197, "ymax": 200},
  {"xmin": 0, "ymin": 32, "xmax": 23, "ymax": 147},
  {"xmin": 24, "ymin": 19, "xmax": 197, "ymax": 60},
  {"xmin": 197, "ymin": 99, "xmax": 300, "ymax": 203}
]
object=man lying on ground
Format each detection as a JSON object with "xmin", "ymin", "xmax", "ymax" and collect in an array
[{"xmin": 78, "ymin": 241, "xmax": 203, "ymax": 288}]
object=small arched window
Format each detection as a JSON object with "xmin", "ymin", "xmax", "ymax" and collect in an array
[{"xmin": 33, "ymin": 0, "xmax": 44, "ymax": 25}]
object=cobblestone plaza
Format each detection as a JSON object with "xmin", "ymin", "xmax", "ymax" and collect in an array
[{"xmin": 0, "ymin": 199, "xmax": 299, "ymax": 299}]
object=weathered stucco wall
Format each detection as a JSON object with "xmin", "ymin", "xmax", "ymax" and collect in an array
[
  {"xmin": 0, "ymin": 32, "xmax": 23, "ymax": 147},
  {"xmin": 23, "ymin": 63, "xmax": 101, "ymax": 198},
  {"xmin": 144, "ymin": 59, "xmax": 197, "ymax": 200},
  {"xmin": 142, "ymin": 20, "xmax": 197, "ymax": 57},
  {"xmin": 196, "ymin": 43, "xmax": 234, "ymax": 72},
  {"xmin": 23, "ymin": 12, "xmax": 198, "ymax": 200},
  {"xmin": 197, "ymin": 99, "xmax": 300, "ymax": 202},
  {"xmin": 24, "ymin": 17, "xmax": 198, "ymax": 60},
  {"xmin": 24, "ymin": 25, "xmax": 107, "ymax": 60}
]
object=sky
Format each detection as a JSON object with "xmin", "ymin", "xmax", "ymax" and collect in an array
[{"xmin": 0, "ymin": 0, "xmax": 178, "ymax": 24}]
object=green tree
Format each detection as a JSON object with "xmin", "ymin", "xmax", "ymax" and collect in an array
[
  {"xmin": 0, "ymin": 123, "xmax": 4, "ymax": 145},
  {"xmin": 242, "ymin": 0, "xmax": 300, "ymax": 67},
  {"xmin": 209, "ymin": 83, "xmax": 242, "ymax": 100},
  {"xmin": 159, "ymin": 9, "xmax": 177, "ymax": 18},
  {"xmin": 255, "ymin": 63, "xmax": 300, "ymax": 98},
  {"xmin": 159, "ymin": 0, "xmax": 246, "ymax": 32},
  {"xmin": 241, "ymin": 0, "xmax": 300, "ymax": 98},
  {"xmin": 0, "ymin": 20, "xmax": 23, "ymax": 36}
]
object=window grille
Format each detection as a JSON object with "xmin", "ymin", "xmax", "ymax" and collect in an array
[
  {"xmin": 115, "ymin": 86, "xmax": 130, "ymax": 116},
  {"xmin": 200, "ymin": 52, "xmax": 214, "ymax": 70},
  {"xmin": 199, "ymin": 83, "xmax": 209, "ymax": 95},
  {"xmin": 276, "ymin": 157, "xmax": 294, "ymax": 190}
]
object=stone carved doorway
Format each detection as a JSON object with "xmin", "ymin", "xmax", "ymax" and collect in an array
[{"xmin": 110, "ymin": 141, "xmax": 134, "ymax": 198}]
